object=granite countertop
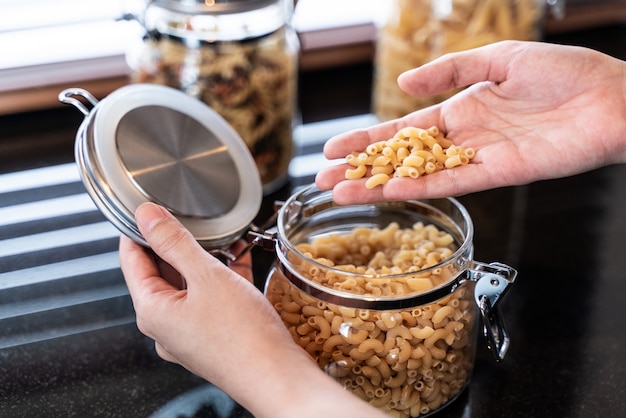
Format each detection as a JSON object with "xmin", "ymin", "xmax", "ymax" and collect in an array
[{"xmin": 1, "ymin": 23, "xmax": 625, "ymax": 418}]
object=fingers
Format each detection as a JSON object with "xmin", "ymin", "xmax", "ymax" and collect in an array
[
  {"xmin": 134, "ymin": 202, "xmax": 216, "ymax": 284},
  {"xmin": 323, "ymin": 118, "xmax": 416, "ymax": 160},
  {"xmin": 316, "ymin": 108, "xmax": 452, "ymax": 196},
  {"xmin": 315, "ymin": 164, "xmax": 350, "ymax": 191},
  {"xmin": 322, "ymin": 121, "xmax": 398, "ymax": 160},
  {"xmin": 397, "ymin": 40, "xmax": 521, "ymax": 97},
  {"xmin": 323, "ymin": 109, "xmax": 443, "ymax": 161},
  {"xmin": 381, "ymin": 168, "xmax": 471, "ymax": 200},
  {"xmin": 317, "ymin": 163, "xmax": 493, "ymax": 205},
  {"xmin": 323, "ymin": 175, "xmax": 453, "ymax": 205},
  {"xmin": 119, "ymin": 234, "xmax": 172, "ymax": 304},
  {"xmin": 328, "ymin": 179, "xmax": 386, "ymax": 205},
  {"xmin": 119, "ymin": 234, "xmax": 158, "ymax": 281}
]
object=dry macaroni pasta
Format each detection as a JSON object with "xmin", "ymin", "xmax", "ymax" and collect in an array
[
  {"xmin": 374, "ymin": 0, "xmax": 543, "ymax": 120},
  {"xmin": 266, "ymin": 221, "xmax": 476, "ymax": 417},
  {"xmin": 345, "ymin": 126, "xmax": 474, "ymax": 189},
  {"xmin": 132, "ymin": 28, "xmax": 296, "ymax": 187}
]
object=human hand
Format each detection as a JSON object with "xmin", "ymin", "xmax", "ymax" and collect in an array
[
  {"xmin": 119, "ymin": 202, "xmax": 386, "ymax": 418},
  {"xmin": 118, "ymin": 203, "xmax": 306, "ymax": 413},
  {"xmin": 316, "ymin": 41, "xmax": 626, "ymax": 204}
]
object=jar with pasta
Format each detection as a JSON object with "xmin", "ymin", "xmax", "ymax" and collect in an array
[
  {"xmin": 126, "ymin": 0, "xmax": 299, "ymax": 193},
  {"xmin": 373, "ymin": 0, "xmax": 564, "ymax": 121},
  {"xmin": 259, "ymin": 186, "xmax": 517, "ymax": 417}
]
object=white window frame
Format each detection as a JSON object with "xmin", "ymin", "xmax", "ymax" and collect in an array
[{"xmin": 0, "ymin": 0, "xmax": 380, "ymax": 114}]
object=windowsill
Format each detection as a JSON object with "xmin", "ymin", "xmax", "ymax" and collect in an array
[
  {"xmin": 0, "ymin": 24, "xmax": 376, "ymax": 115},
  {"xmin": 1, "ymin": 0, "xmax": 624, "ymax": 116}
]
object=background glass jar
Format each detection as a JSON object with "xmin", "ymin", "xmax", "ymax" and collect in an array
[
  {"xmin": 372, "ymin": 0, "xmax": 565, "ymax": 121},
  {"xmin": 262, "ymin": 186, "xmax": 516, "ymax": 417},
  {"xmin": 126, "ymin": 0, "xmax": 299, "ymax": 193}
]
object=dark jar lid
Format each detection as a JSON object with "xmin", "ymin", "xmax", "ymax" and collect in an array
[{"xmin": 60, "ymin": 84, "xmax": 262, "ymax": 250}]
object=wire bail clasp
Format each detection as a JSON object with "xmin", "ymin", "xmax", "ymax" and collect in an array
[
  {"xmin": 58, "ymin": 88, "xmax": 99, "ymax": 116},
  {"xmin": 210, "ymin": 201, "xmax": 284, "ymax": 262},
  {"xmin": 469, "ymin": 262, "xmax": 517, "ymax": 362}
]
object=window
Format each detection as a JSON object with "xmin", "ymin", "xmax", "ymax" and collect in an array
[
  {"xmin": 0, "ymin": 0, "xmax": 140, "ymax": 92},
  {"xmin": 0, "ymin": 0, "xmax": 380, "ymax": 114}
]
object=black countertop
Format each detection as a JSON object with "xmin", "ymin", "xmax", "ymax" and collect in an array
[{"xmin": 1, "ymin": 24, "xmax": 626, "ymax": 418}]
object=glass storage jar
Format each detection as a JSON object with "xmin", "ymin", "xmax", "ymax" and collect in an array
[
  {"xmin": 261, "ymin": 185, "xmax": 517, "ymax": 417},
  {"xmin": 127, "ymin": 0, "xmax": 299, "ymax": 193},
  {"xmin": 373, "ymin": 0, "xmax": 565, "ymax": 121}
]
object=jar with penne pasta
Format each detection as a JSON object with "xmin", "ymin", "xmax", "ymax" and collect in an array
[
  {"xmin": 126, "ymin": 0, "xmax": 299, "ymax": 193},
  {"xmin": 261, "ymin": 186, "xmax": 517, "ymax": 417},
  {"xmin": 372, "ymin": 0, "xmax": 564, "ymax": 121}
]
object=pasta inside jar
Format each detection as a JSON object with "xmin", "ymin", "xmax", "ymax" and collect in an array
[{"xmin": 265, "ymin": 220, "xmax": 478, "ymax": 417}]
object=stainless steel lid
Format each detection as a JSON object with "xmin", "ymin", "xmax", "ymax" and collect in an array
[{"xmin": 60, "ymin": 84, "xmax": 262, "ymax": 250}]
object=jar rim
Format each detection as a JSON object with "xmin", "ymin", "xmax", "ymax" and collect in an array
[{"xmin": 274, "ymin": 185, "xmax": 476, "ymax": 309}]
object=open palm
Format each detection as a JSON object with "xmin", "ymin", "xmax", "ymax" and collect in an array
[{"xmin": 316, "ymin": 41, "xmax": 626, "ymax": 204}]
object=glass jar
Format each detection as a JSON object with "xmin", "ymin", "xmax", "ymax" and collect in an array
[
  {"xmin": 127, "ymin": 0, "xmax": 299, "ymax": 193},
  {"xmin": 261, "ymin": 186, "xmax": 517, "ymax": 417},
  {"xmin": 373, "ymin": 0, "xmax": 565, "ymax": 121}
]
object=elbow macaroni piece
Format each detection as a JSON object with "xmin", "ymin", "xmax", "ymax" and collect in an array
[
  {"xmin": 344, "ymin": 126, "xmax": 475, "ymax": 189},
  {"xmin": 266, "ymin": 221, "xmax": 477, "ymax": 417}
]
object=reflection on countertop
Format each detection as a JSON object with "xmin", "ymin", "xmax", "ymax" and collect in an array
[{"xmin": 1, "ymin": 23, "xmax": 626, "ymax": 418}]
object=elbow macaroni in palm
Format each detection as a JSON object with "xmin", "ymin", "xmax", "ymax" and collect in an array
[
  {"xmin": 266, "ymin": 221, "xmax": 477, "ymax": 417},
  {"xmin": 345, "ymin": 126, "xmax": 475, "ymax": 189}
]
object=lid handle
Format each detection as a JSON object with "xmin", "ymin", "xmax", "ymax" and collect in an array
[
  {"xmin": 211, "ymin": 204, "xmax": 282, "ymax": 261},
  {"xmin": 58, "ymin": 88, "xmax": 99, "ymax": 116},
  {"xmin": 468, "ymin": 261, "xmax": 517, "ymax": 362}
]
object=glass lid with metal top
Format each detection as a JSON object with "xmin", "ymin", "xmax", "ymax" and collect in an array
[{"xmin": 60, "ymin": 84, "xmax": 262, "ymax": 251}]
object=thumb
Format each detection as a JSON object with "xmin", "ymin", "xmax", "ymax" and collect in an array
[
  {"xmin": 397, "ymin": 40, "xmax": 519, "ymax": 97},
  {"xmin": 135, "ymin": 202, "xmax": 214, "ymax": 281}
]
